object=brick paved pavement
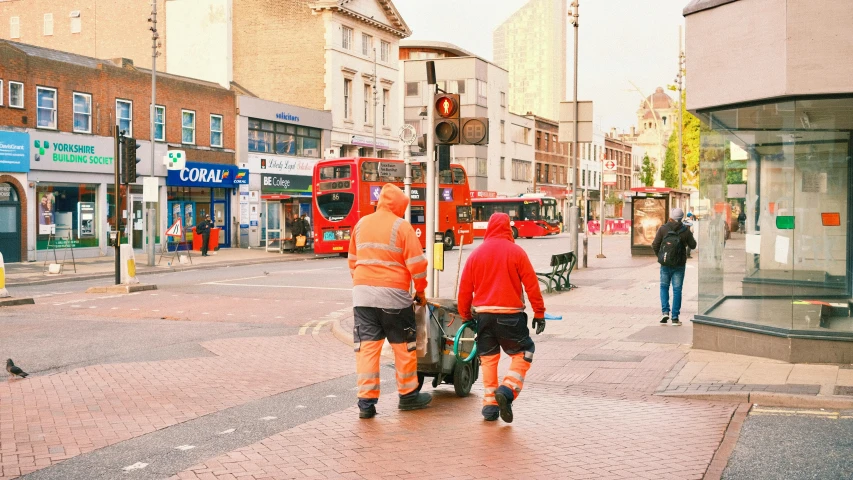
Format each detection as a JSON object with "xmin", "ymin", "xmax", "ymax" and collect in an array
[
  {"xmin": 171, "ymin": 383, "xmax": 736, "ymax": 480},
  {"xmin": 0, "ymin": 334, "xmax": 352, "ymax": 479}
]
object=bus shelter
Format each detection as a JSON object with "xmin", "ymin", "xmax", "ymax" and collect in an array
[{"xmin": 629, "ymin": 187, "xmax": 691, "ymax": 256}]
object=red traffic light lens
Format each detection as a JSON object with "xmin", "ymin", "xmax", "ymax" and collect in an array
[{"xmin": 435, "ymin": 96, "xmax": 458, "ymax": 118}]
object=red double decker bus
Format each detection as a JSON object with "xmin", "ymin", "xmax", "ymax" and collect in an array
[
  {"xmin": 312, "ymin": 157, "xmax": 474, "ymax": 254},
  {"xmin": 471, "ymin": 196, "xmax": 561, "ymax": 238}
]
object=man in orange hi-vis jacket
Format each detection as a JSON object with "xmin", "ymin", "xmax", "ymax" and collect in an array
[{"xmin": 348, "ymin": 183, "xmax": 431, "ymax": 419}]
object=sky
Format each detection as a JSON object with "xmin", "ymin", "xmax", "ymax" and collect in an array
[{"xmin": 394, "ymin": 0, "xmax": 689, "ymax": 132}]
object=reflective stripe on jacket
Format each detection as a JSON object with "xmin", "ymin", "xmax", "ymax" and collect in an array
[{"xmin": 348, "ymin": 184, "xmax": 428, "ymax": 294}]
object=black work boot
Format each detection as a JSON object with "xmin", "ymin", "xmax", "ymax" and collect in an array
[
  {"xmin": 398, "ymin": 392, "xmax": 432, "ymax": 411},
  {"xmin": 358, "ymin": 405, "xmax": 376, "ymax": 419},
  {"xmin": 495, "ymin": 386, "xmax": 514, "ymax": 423},
  {"xmin": 482, "ymin": 405, "xmax": 499, "ymax": 422}
]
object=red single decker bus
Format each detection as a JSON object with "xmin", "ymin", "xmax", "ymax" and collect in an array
[
  {"xmin": 312, "ymin": 157, "xmax": 474, "ymax": 254},
  {"xmin": 472, "ymin": 196, "xmax": 560, "ymax": 238}
]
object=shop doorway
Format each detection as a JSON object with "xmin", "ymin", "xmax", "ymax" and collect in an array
[{"xmin": 0, "ymin": 183, "xmax": 21, "ymax": 263}]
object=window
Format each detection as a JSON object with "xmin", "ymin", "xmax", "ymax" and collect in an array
[
  {"xmin": 116, "ymin": 99, "xmax": 132, "ymax": 135},
  {"xmin": 406, "ymin": 82, "xmax": 419, "ymax": 97},
  {"xmin": 36, "ymin": 87, "xmax": 57, "ymax": 129},
  {"xmin": 210, "ymin": 114, "xmax": 223, "ymax": 147},
  {"xmin": 380, "ymin": 40, "xmax": 390, "ymax": 62},
  {"xmin": 545, "ymin": 133, "xmax": 550, "ymax": 151},
  {"xmin": 342, "ymin": 26, "xmax": 353, "ymax": 49},
  {"xmin": 70, "ymin": 11, "xmax": 81, "ymax": 34},
  {"xmin": 248, "ymin": 118, "xmax": 322, "ymax": 158},
  {"xmin": 9, "ymin": 82, "xmax": 23, "ymax": 108},
  {"xmin": 500, "ymin": 120, "xmax": 505, "ymax": 143},
  {"xmin": 10, "ymin": 17, "xmax": 19, "ymax": 39},
  {"xmin": 72, "ymin": 92, "xmax": 91, "ymax": 133},
  {"xmin": 363, "ymin": 84, "xmax": 372, "ymax": 124},
  {"xmin": 154, "ymin": 105, "xmax": 165, "ymax": 142},
  {"xmin": 362, "ymin": 33, "xmax": 372, "ymax": 56},
  {"xmin": 343, "ymin": 78, "xmax": 352, "ymax": 120},
  {"xmin": 477, "ymin": 158, "xmax": 488, "ymax": 176},
  {"xmin": 536, "ymin": 131, "xmax": 542, "ymax": 150},
  {"xmin": 453, "ymin": 80, "xmax": 466, "ymax": 94},
  {"xmin": 182, "ymin": 110, "xmax": 196, "ymax": 144},
  {"xmin": 500, "ymin": 157, "xmax": 505, "ymax": 179},
  {"xmin": 382, "ymin": 89, "xmax": 389, "ymax": 127},
  {"xmin": 512, "ymin": 159, "xmax": 531, "ymax": 181},
  {"xmin": 43, "ymin": 13, "xmax": 53, "ymax": 36},
  {"xmin": 477, "ymin": 80, "xmax": 487, "ymax": 98},
  {"xmin": 500, "ymin": 91, "xmax": 506, "ymax": 106}
]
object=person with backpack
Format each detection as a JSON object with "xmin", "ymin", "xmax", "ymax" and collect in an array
[{"xmin": 652, "ymin": 208, "xmax": 697, "ymax": 326}]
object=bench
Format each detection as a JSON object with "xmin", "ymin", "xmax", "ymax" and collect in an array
[{"xmin": 536, "ymin": 252, "xmax": 577, "ymax": 293}]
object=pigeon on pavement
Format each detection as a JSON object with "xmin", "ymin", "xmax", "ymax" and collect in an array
[{"xmin": 6, "ymin": 359, "xmax": 28, "ymax": 378}]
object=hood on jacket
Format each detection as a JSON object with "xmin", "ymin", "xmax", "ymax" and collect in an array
[
  {"xmin": 484, "ymin": 213, "xmax": 515, "ymax": 243},
  {"xmin": 377, "ymin": 183, "xmax": 409, "ymax": 218}
]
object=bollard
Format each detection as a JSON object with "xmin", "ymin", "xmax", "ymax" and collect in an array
[
  {"xmin": 582, "ymin": 234, "xmax": 588, "ymax": 268},
  {"xmin": 0, "ymin": 252, "xmax": 8, "ymax": 298},
  {"xmin": 120, "ymin": 244, "xmax": 140, "ymax": 285},
  {"xmin": 569, "ymin": 206, "xmax": 579, "ymax": 266}
]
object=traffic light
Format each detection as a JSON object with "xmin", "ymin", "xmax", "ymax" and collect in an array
[
  {"xmin": 433, "ymin": 93, "xmax": 460, "ymax": 145},
  {"xmin": 460, "ymin": 117, "xmax": 489, "ymax": 145},
  {"xmin": 121, "ymin": 137, "xmax": 140, "ymax": 184}
]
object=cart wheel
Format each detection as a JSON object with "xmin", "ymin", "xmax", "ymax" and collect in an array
[{"xmin": 453, "ymin": 360, "xmax": 474, "ymax": 397}]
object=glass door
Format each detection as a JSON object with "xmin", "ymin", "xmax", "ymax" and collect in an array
[{"xmin": 129, "ymin": 194, "xmax": 144, "ymax": 250}]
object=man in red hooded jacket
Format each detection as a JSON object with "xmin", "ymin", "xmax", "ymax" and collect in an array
[{"xmin": 457, "ymin": 212, "xmax": 547, "ymax": 423}]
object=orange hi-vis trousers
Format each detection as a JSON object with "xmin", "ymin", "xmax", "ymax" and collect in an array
[
  {"xmin": 354, "ymin": 306, "xmax": 419, "ymax": 408},
  {"xmin": 475, "ymin": 312, "xmax": 535, "ymax": 407}
]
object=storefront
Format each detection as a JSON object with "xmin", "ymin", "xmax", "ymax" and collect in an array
[
  {"xmin": 26, "ymin": 130, "xmax": 168, "ymax": 261},
  {"xmin": 166, "ymin": 161, "xmax": 247, "ymax": 248},
  {"xmin": 236, "ymin": 96, "xmax": 332, "ymax": 248},
  {"xmin": 0, "ymin": 130, "xmax": 29, "ymax": 263},
  {"xmin": 685, "ymin": 0, "xmax": 853, "ymax": 361}
]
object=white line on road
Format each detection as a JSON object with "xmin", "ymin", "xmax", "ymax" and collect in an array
[
  {"xmin": 201, "ymin": 268, "xmax": 344, "ymax": 285},
  {"xmin": 122, "ymin": 462, "xmax": 149, "ymax": 472},
  {"xmin": 326, "ymin": 395, "xmax": 337, "ymax": 398},
  {"xmin": 175, "ymin": 445, "xmax": 196, "ymax": 451},
  {"xmin": 295, "ymin": 405, "xmax": 306, "ymax": 409},
  {"xmin": 260, "ymin": 416, "xmax": 277, "ymax": 421},
  {"xmin": 218, "ymin": 428, "xmax": 236, "ymax": 435},
  {"xmin": 299, "ymin": 320, "xmax": 317, "ymax": 335}
]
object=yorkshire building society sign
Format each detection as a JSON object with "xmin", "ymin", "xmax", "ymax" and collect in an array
[{"xmin": 30, "ymin": 132, "xmax": 114, "ymax": 173}]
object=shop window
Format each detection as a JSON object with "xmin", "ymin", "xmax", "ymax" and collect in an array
[
  {"xmin": 36, "ymin": 183, "xmax": 98, "ymax": 250},
  {"xmin": 36, "ymin": 87, "xmax": 57, "ymax": 129},
  {"xmin": 154, "ymin": 105, "xmax": 165, "ymax": 142},
  {"xmin": 210, "ymin": 114, "xmax": 223, "ymax": 147},
  {"xmin": 9, "ymin": 82, "xmax": 23, "ymax": 108},
  {"xmin": 73, "ymin": 92, "xmax": 91, "ymax": 133},
  {"xmin": 116, "ymin": 99, "xmax": 132, "ymax": 136},
  {"xmin": 182, "ymin": 109, "xmax": 196, "ymax": 144}
]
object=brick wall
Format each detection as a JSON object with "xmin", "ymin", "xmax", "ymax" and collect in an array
[
  {"xmin": 533, "ymin": 116, "xmax": 568, "ymax": 185},
  {"xmin": 231, "ymin": 0, "xmax": 326, "ymax": 110},
  {"xmin": 0, "ymin": 0, "xmax": 167, "ymax": 73},
  {"xmin": 0, "ymin": 42, "xmax": 235, "ymax": 159}
]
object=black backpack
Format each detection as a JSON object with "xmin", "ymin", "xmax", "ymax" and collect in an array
[{"xmin": 658, "ymin": 225, "xmax": 686, "ymax": 267}]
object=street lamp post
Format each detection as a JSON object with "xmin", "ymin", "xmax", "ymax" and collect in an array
[
  {"xmin": 147, "ymin": 2, "xmax": 159, "ymax": 267},
  {"xmin": 676, "ymin": 26, "xmax": 685, "ymax": 190},
  {"xmin": 569, "ymin": 1, "xmax": 580, "ymax": 261}
]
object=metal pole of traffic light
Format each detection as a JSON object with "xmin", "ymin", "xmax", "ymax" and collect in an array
[
  {"xmin": 114, "ymin": 129, "xmax": 121, "ymax": 285},
  {"xmin": 570, "ymin": 1, "xmax": 580, "ymax": 262},
  {"xmin": 425, "ymin": 63, "xmax": 437, "ymax": 298},
  {"xmin": 677, "ymin": 26, "xmax": 684, "ymax": 190},
  {"xmin": 147, "ymin": 1, "xmax": 158, "ymax": 267}
]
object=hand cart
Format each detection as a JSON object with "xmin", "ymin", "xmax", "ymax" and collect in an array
[{"xmin": 415, "ymin": 298, "xmax": 479, "ymax": 397}]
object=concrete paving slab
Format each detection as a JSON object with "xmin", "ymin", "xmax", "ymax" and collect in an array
[
  {"xmin": 836, "ymin": 369, "xmax": 853, "ymax": 387},
  {"xmin": 693, "ymin": 362, "xmax": 750, "ymax": 384},
  {"xmin": 669, "ymin": 361, "xmax": 707, "ymax": 386},
  {"xmin": 688, "ymin": 349, "xmax": 787, "ymax": 365},
  {"xmin": 737, "ymin": 363, "xmax": 794, "ymax": 385},
  {"xmin": 626, "ymin": 324, "xmax": 693, "ymax": 344},
  {"xmin": 787, "ymin": 364, "xmax": 840, "ymax": 386}
]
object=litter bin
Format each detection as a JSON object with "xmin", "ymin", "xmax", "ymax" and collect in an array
[{"xmin": 191, "ymin": 227, "xmax": 220, "ymax": 251}]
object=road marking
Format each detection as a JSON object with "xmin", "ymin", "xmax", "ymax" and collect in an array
[
  {"xmin": 260, "ymin": 416, "xmax": 277, "ymax": 421},
  {"xmin": 204, "ymin": 283, "xmax": 352, "ymax": 291},
  {"xmin": 123, "ymin": 462, "xmax": 148, "ymax": 472},
  {"xmin": 200, "ymin": 268, "xmax": 345, "ymax": 285},
  {"xmin": 52, "ymin": 293, "xmax": 138, "ymax": 306},
  {"xmin": 175, "ymin": 445, "xmax": 196, "ymax": 451},
  {"xmin": 295, "ymin": 405, "xmax": 306, "ymax": 409},
  {"xmin": 326, "ymin": 395, "xmax": 337, "ymax": 398},
  {"xmin": 202, "ymin": 312, "xmax": 209, "ymax": 315},
  {"xmin": 218, "ymin": 428, "xmax": 236, "ymax": 435},
  {"xmin": 227, "ymin": 313, "xmax": 234, "ymax": 316},
  {"xmin": 89, "ymin": 306, "xmax": 97, "ymax": 309}
]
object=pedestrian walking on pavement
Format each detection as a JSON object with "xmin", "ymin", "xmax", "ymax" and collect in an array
[
  {"xmin": 348, "ymin": 184, "xmax": 431, "ymax": 419},
  {"xmin": 291, "ymin": 213, "xmax": 306, "ymax": 253},
  {"xmin": 457, "ymin": 213, "xmax": 547, "ymax": 423},
  {"xmin": 196, "ymin": 214, "xmax": 214, "ymax": 257},
  {"xmin": 652, "ymin": 208, "xmax": 697, "ymax": 326}
]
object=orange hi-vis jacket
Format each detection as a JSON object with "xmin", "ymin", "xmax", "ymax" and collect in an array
[{"xmin": 348, "ymin": 184, "xmax": 428, "ymax": 295}]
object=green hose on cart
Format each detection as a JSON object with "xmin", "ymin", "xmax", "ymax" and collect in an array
[{"xmin": 453, "ymin": 321, "xmax": 478, "ymax": 363}]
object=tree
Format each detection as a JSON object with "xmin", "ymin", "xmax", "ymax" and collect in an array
[
  {"xmin": 664, "ymin": 88, "xmax": 701, "ymax": 189},
  {"xmin": 640, "ymin": 154, "xmax": 656, "ymax": 187}
]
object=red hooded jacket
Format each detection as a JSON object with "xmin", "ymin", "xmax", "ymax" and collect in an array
[{"xmin": 457, "ymin": 213, "xmax": 546, "ymax": 320}]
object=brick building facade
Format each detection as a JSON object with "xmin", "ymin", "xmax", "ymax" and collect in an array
[
  {"xmin": 0, "ymin": 40, "xmax": 236, "ymax": 262},
  {"xmin": 528, "ymin": 115, "xmax": 569, "ymax": 216}
]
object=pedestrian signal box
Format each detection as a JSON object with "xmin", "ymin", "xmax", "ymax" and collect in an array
[{"xmin": 434, "ymin": 94, "xmax": 460, "ymax": 145}]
